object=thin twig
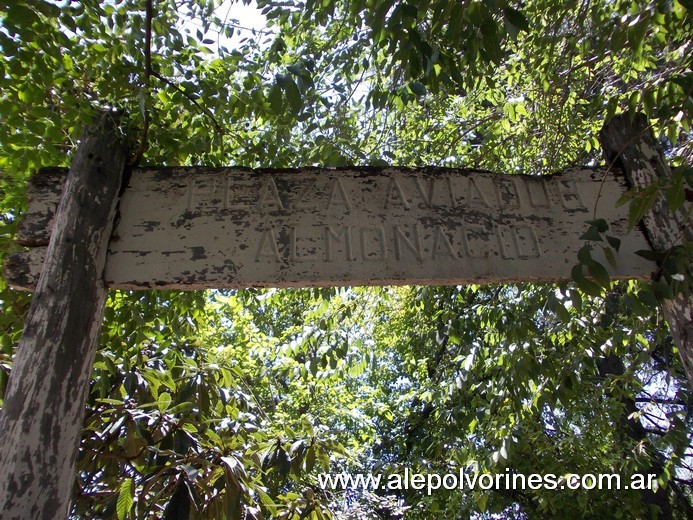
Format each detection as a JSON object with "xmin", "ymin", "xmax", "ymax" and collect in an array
[{"xmin": 130, "ymin": 0, "xmax": 153, "ymax": 166}]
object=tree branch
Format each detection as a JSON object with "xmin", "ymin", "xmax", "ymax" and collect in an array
[
  {"xmin": 130, "ymin": 0, "xmax": 153, "ymax": 166},
  {"xmin": 636, "ymin": 397, "xmax": 689, "ymax": 406}
]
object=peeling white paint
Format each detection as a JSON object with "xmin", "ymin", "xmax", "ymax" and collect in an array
[{"xmin": 8, "ymin": 166, "xmax": 655, "ymax": 290}]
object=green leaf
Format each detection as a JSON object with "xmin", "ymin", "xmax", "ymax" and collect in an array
[
  {"xmin": 602, "ymin": 246, "xmax": 618, "ymax": 269},
  {"xmin": 503, "ymin": 8, "xmax": 530, "ymax": 31},
  {"xmin": 577, "ymin": 245, "xmax": 593, "ymax": 264},
  {"xmin": 275, "ymin": 73, "xmax": 290, "ymax": 88},
  {"xmin": 623, "ymin": 293, "xmax": 648, "ymax": 316},
  {"xmin": 587, "ymin": 260, "xmax": 610, "ymax": 288},
  {"xmin": 585, "ymin": 218, "xmax": 608, "ymax": 232},
  {"xmin": 168, "ymin": 402, "xmax": 196, "ymax": 415},
  {"xmin": 306, "ymin": 445, "xmax": 316, "ymax": 472},
  {"xmin": 277, "ymin": 447, "xmax": 291, "ymax": 477},
  {"xmin": 604, "ymin": 97, "xmax": 619, "ymax": 123},
  {"xmin": 616, "ymin": 188, "xmax": 635, "ymax": 208},
  {"xmin": 547, "ymin": 293, "xmax": 570, "ymax": 321},
  {"xmin": 571, "ymin": 265, "xmax": 602, "ymax": 297},
  {"xmin": 476, "ymin": 491, "xmax": 489, "ymax": 511},
  {"xmin": 579, "ymin": 226, "xmax": 602, "ymax": 242},
  {"xmin": 4, "ymin": 4, "xmax": 41, "ymax": 28},
  {"xmin": 302, "ymin": 416, "xmax": 316, "ymax": 437},
  {"xmin": 32, "ymin": 0, "xmax": 61, "ymax": 17},
  {"xmin": 569, "ymin": 289, "xmax": 583, "ymax": 312},
  {"xmin": 480, "ymin": 20, "xmax": 503, "ymax": 63},
  {"xmin": 224, "ymin": 472, "xmax": 242, "ymax": 520},
  {"xmin": 627, "ymin": 185, "xmax": 659, "ymax": 230},
  {"xmin": 665, "ymin": 175, "xmax": 685, "ymax": 212},
  {"xmin": 652, "ymin": 280, "xmax": 674, "ymax": 300},
  {"xmin": 635, "ymin": 249, "xmax": 664, "ymax": 261},
  {"xmin": 284, "ymin": 78, "xmax": 303, "ymax": 114},
  {"xmin": 409, "ymin": 81, "xmax": 426, "ymax": 96},
  {"xmin": 679, "ymin": 0, "xmax": 693, "ymax": 11},
  {"xmin": 638, "ymin": 287, "xmax": 659, "ymax": 307},
  {"xmin": 117, "ymin": 478, "xmax": 134, "ymax": 520},
  {"xmin": 157, "ymin": 392, "xmax": 172, "ymax": 413},
  {"xmin": 628, "ymin": 91, "xmax": 639, "ymax": 116},
  {"xmin": 96, "ymin": 398, "xmax": 125, "ymax": 405},
  {"xmin": 642, "ymin": 88, "xmax": 656, "ymax": 116},
  {"xmin": 606, "ymin": 236, "xmax": 621, "ymax": 252},
  {"xmin": 163, "ymin": 477, "xmax": 192, "ymax": 520},
  {"xmin": 269, "ymin": 83, "xmax": 283, "ymax": 114},
  {"xmin": 287, "ymin": 64, "xmax": 302, "ymax": 75}
]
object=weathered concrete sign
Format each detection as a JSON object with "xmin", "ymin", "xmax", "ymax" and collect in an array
[{"xmin": 6, "ymin": 166, "xmax": 654, "ymax": 290}]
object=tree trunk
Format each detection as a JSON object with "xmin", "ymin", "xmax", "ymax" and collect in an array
[
  {"xmin": 0, "ymin": 112, "xmax": 128, "ymax": 519},
  {"xmin": 600, "ymin": 114, "xmax": 693, "ymax": 386}
]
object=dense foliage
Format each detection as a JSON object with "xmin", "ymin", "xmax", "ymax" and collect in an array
[{"xmin": 0, "ymin": 0, "xmax": 691, "ymax": 518}]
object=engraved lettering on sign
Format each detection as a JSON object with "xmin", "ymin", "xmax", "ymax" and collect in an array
[
  {"xmin": 221, "ymin": 177, "xmax": 230, "ymax": 210},
  {"xmin": 415, "ymin": 178, "xmax": 436, "ymax": 208},
  {"xmin": 393, "ymin": 225, "xmax": 423, "ymax": 261},
  {"xmin": 360, "ymin": 226, "xmax": 387, "ymax": 261},
  {"xmin": 289, "ymin": 227, "xmax": 317, "ymax": 262},
  {"xmin": 447, "ymin": 176, "xmax": 458, "ymax": 207},
  {"xmin": 291, "ymin": 176, "xmax": 318, "ymax": 209},
  {"xmin": 496, "ymin": 226, "xmax": 541, "ymax": 259},
  {"xmin": 258, "ymin": 177, "xmax": 285, "ymax": 211},
  {"xmin": 432, "ymin": 225, "xmax": 458, "ymax": 260},
  {"xmin": 255, "ymin": 228, "xmax": 282, "ymax": 262},
  {"xmin": 463, "ymin": 224, "xmax": 490, "ymax": 258},
  {"xmin": 226, "ymin": 178, "xmax": 255, "ymax": 210},
  {"xmin": 496, "ymin": 226, "xmax": 513, "ymax": 259},
  {"xmin": 186, "ymin": 177, "xmax": 218, "ymax": 211},
  {"xmin": 513, "ymin": 226, "xmax": 541, "ymax": 258},
  {"xmin": 327, "ymin": 177, "xmax": 352, "ymax": 212},
  {"xmin": 465, "ymin": 178, "xmax": 491, "ymax": 208},
  {"xmin": 526, "ymin": 179, "xmax": 552, "ymax": 208},
  {"xmin": 558, "ymin": 179, "xmax": 587, "ymax": 211},
  {"xmin": 325, "ymin": 226, "xmax": 355, "ymax": 262},
  {"xmin": 179, "ymin": 171, "xmax": 597, "ymax": 278},
  {"xmin": 496, "ymin": 178, "xmax": 521, "ymax": 209},
  {"xmin": 385, "ymin": 177, "xmax": 410, "ymax": 209}
]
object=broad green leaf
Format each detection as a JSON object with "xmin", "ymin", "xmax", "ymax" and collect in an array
[
  {"xmin": 571, "ymin": 265, "xmax": 602, "ymax": 296},
  {"xmin": 503, "ymin": 8, "xmax": 530, "ymax": 32},
  {"xmin": 606, "ymin": 236, "xmax": 621, "ymax": 252},
  {"xmin": 587, "ymin": 260, "xmax": 610, "ymax": 288},
  {"xmin": 627, "ymin": 185, "xmax": 659, "ymax": 230},
  {"xmin": 579, "ymin": 226, "xmax": 602, "ymax": 242},
  {"xmin": 602, "ymin": 246, "xmax": 618, "ymax": 269},
  {"xmin": 268, "ymin": 83, "xmax": 283, "ymax": 114},
  {"xmin": 284, "ymin": 78, "xmax": 303, "ymax": 114},
  {"xmin": 547, "ymin": 293, "xmax": 570, "ymax": 321},
  {"xmin": 577, "ymin": 245, "xmax": 593, "ymax": 264},
  {"xmin": 167, "ymin": 402, "xmax": 196, "ymax": 415},
  {"xmin": 665, "ymin": 174, "xmax": 685, "ymax": 211},
  {"xmin": 409, "ymin": 81, "xmax": 426, "ymax": 96},
  {"xmin": 157, "ymin": 392, "xmax": 171, "ymax": 413},
  {"xmin": 116, "ymin": 478, "xmax": 134, "ymax": 520}
]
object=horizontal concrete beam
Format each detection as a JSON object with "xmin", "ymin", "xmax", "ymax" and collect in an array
[{"xmin": 6, "ymin": 166, "xmax": 655, "ymax": 290}]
